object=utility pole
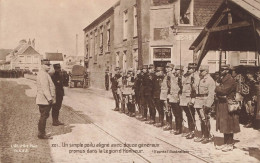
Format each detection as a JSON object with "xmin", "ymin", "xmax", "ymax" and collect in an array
[{"xmin": 136, "ymin": 0, "xmax": 143, "ymax": 67}]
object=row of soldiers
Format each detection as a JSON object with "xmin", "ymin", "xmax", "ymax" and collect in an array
[
  {"xmin": 0, "ymin": 69, "xmax": 29, "ymax": 78},
  {"xmin": 111, "ymin": 63, "xmax": 216, "ymax": 144}
]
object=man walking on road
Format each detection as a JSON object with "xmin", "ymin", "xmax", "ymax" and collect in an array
[
  {"xmin": 36, "ymin": 59, "xmax": 56, "ymax": 139},
  {"xmin": 51, "ymin": 63, "xmax": 65, "ymax": 126}
]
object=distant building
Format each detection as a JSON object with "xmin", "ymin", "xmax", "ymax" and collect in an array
[
  {"xmin": 0, "ymin": 49, "xmax": 12, "ymax": 69},
  {"xmin": 6, "ymin": 39, "xmax": 42, "ymax": 71},
  {"xmin": 45, "ymin": 52, "xmax": 64, "ymax": 67},
  {"xmin": 63, "ymin": 55, "xmax": 84, "ymax": 72}
]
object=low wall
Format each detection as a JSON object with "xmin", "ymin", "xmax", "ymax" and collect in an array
[{"xmin": 24, "ymin": 74, "xmax": 37, "ymax": 81}]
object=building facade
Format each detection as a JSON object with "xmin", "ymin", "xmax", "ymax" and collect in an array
[
  {"xmin": 85, "ymin": 0, "xmax": 248, "ymax": 89},
  {"xmin": 6, "ymin": 39, "xmax": 42, "ymax": 71}
]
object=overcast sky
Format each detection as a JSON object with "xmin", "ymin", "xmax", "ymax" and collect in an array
[{"xmin": 0, "ymin": 0, "xmax": 118, "ymax": 56}]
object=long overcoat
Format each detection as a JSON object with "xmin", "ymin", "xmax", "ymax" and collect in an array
[{"xmin": 215, "ymin": 74, "xmax": 240, "ymax": 134}]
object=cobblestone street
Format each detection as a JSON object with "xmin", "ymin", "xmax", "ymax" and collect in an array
[{"xmin": 0, "ymin": 78, "xmax": 260, "ymax": 163}]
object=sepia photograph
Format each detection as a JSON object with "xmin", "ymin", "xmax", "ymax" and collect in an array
[{"xmin": 0, "ymin": 0, "xmax": 260, "ymax": 162}]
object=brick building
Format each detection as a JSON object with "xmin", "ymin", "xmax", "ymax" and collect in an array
[{"xmin": 84, "ymin": 0, "xmax": 224, "ymax": 89}]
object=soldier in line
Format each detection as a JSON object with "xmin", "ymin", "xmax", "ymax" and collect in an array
[
  {"xmin": 162, "ymin": 63, "xmax": 174, "ymax": 131},
  {"xmin": 119, "ymin": 71, "xmax": 128, "ymax": 113},
  {"xmin": 179, "ymin": 63, "xmax": 198, "ymax": 139},
  {"xmin": 111, "ymin": 67, "xmax": 121, "ymax": 111},
  {"xmin": 153, "ymin": 67, "xmax": 165, "ymax": 127},
  {"xmin": 139, "ymin": 65, "xmax": 149, "ymax": 121},
  {"xmin": 51, "ymin": 63, "xmax": 65, "ymax": 126},
  {"xmin": 215, "ymin": 64, "xmax": 240, "ymax": 152},
  {"xmin": 137, "ymin": 66, "xmax": 146, "ymax": 119},
  {"xmin": 193, "ymin": 65, "xmax": 215, "ymax": 144},
  {"xmin": 134, "ymin": 67, "xmax": 142, "ymax": 118},
  {"xmin": 169, "ymin": 65, "xmax": 183, "ymax": 135},
  {"xmin": 145, "ymin": 64, "xmax": 156, "ymax": 124},
  {"xmin": 124, "ymin": 68, "xmax": 135, "ymax": 117}
]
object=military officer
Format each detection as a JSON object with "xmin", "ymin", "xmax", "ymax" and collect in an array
[
  {"xmin": 51, "ymin": 63, "xmax": 65, "ymax": 126},
  {"xmin": 162, "ymin": 63, "xmax": 173, "ymax": 131},
  {"xmin": 138, "ymin": 66, "xmax": 147, "ymax": 119},
  {"xmin": 111, "ymin": 67, "xmax": 121, "ymax": 111},
  {"xmin": 141, "ymin": 65, "xmax": 155, "ymax": 122},
  {"xmin": 134, "ymin": 67, "xmax": 142, "ymax": 118},
  {"xmin": 193, "ymin": 65, "xmax": 215, "ymax": 144},
  {"xmin": 118, "ymin": 70, "xmax": 127, "ymax": 113},
  {"xmin": 180, "ymin": 63, "xmax": 198, "ymax": 139},
  {"xmin": 124, "ymin": 68, "xmax": 136, "ymax": 117},
  {"xmin": 169, "ymin": 65, "xmax": 183, "ymax": 135},
  {"xmin": 145, "ymin": 64, "xmax": 156, "ymax": 124},
  {"xmin": 153, "ymin": 67, "xmax": 165, "ymax": 127}
]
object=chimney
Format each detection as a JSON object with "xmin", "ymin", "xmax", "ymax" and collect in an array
[
  {"xmin": 32, "ymin": 38, "xmax": 35, "ymax": 48},
  {"xmin": 28, "ymin": 39, "xmax": 31, "ymax": 45},
  {"xmin": 76, "ymin": 34, "xmax": 78, "ymax": 56}
]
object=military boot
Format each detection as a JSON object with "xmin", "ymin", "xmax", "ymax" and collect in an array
[{"xmin": 194, "ymin": 122, "xmax": 205, "ymax": 142}]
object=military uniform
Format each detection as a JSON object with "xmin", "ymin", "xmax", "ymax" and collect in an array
[
  {"xmin": 111, "ymin": 67, "xmax": 121, "ymax": 111},
  {"xmin": 193, "ymin": 65, "xmax": 215, "ymax": 144},
  {"xmin": 122, "ymin": 68, "xmax": 135, "ymax": 116},
  {"xmin": 180, "ymin": 63, "xmax": 198, "ymax": 139},
  {"xmin": 153, "ymin": 67, "xmax": 165, "ymax": 127},
  {"xmin": 145, "ymin": 64, "xmax": 156, "ymax": 124},
  {"xmin": 141, "ymin": 65, "xmax": 155, "ymax": 121},
  {"xmin": 169, "ymin": 65, "xmax": 183, "ymax": 135},
  {"xmin": 51, "ymin": 64, "xmax": 65, "ymax": 126},
  {"xmin": 161, "ymin": 63, "xmax": 173, "ymax": 130},
  {"xmin": 134, "ymin": 67, "xmax": 142, "ymax": 117},
  {"xmin": 118, "ymin": 71, "xmax": 127, "ymax": 113}
]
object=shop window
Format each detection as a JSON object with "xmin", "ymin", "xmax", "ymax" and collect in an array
[{"xmin": 153, "ymin": 48, "xmax": 171, "ymax": 59}]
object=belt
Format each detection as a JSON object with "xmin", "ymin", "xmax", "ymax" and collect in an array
[{"xmin": 196, "ymin": 94, "xmax": 208, "ymax": 97}]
